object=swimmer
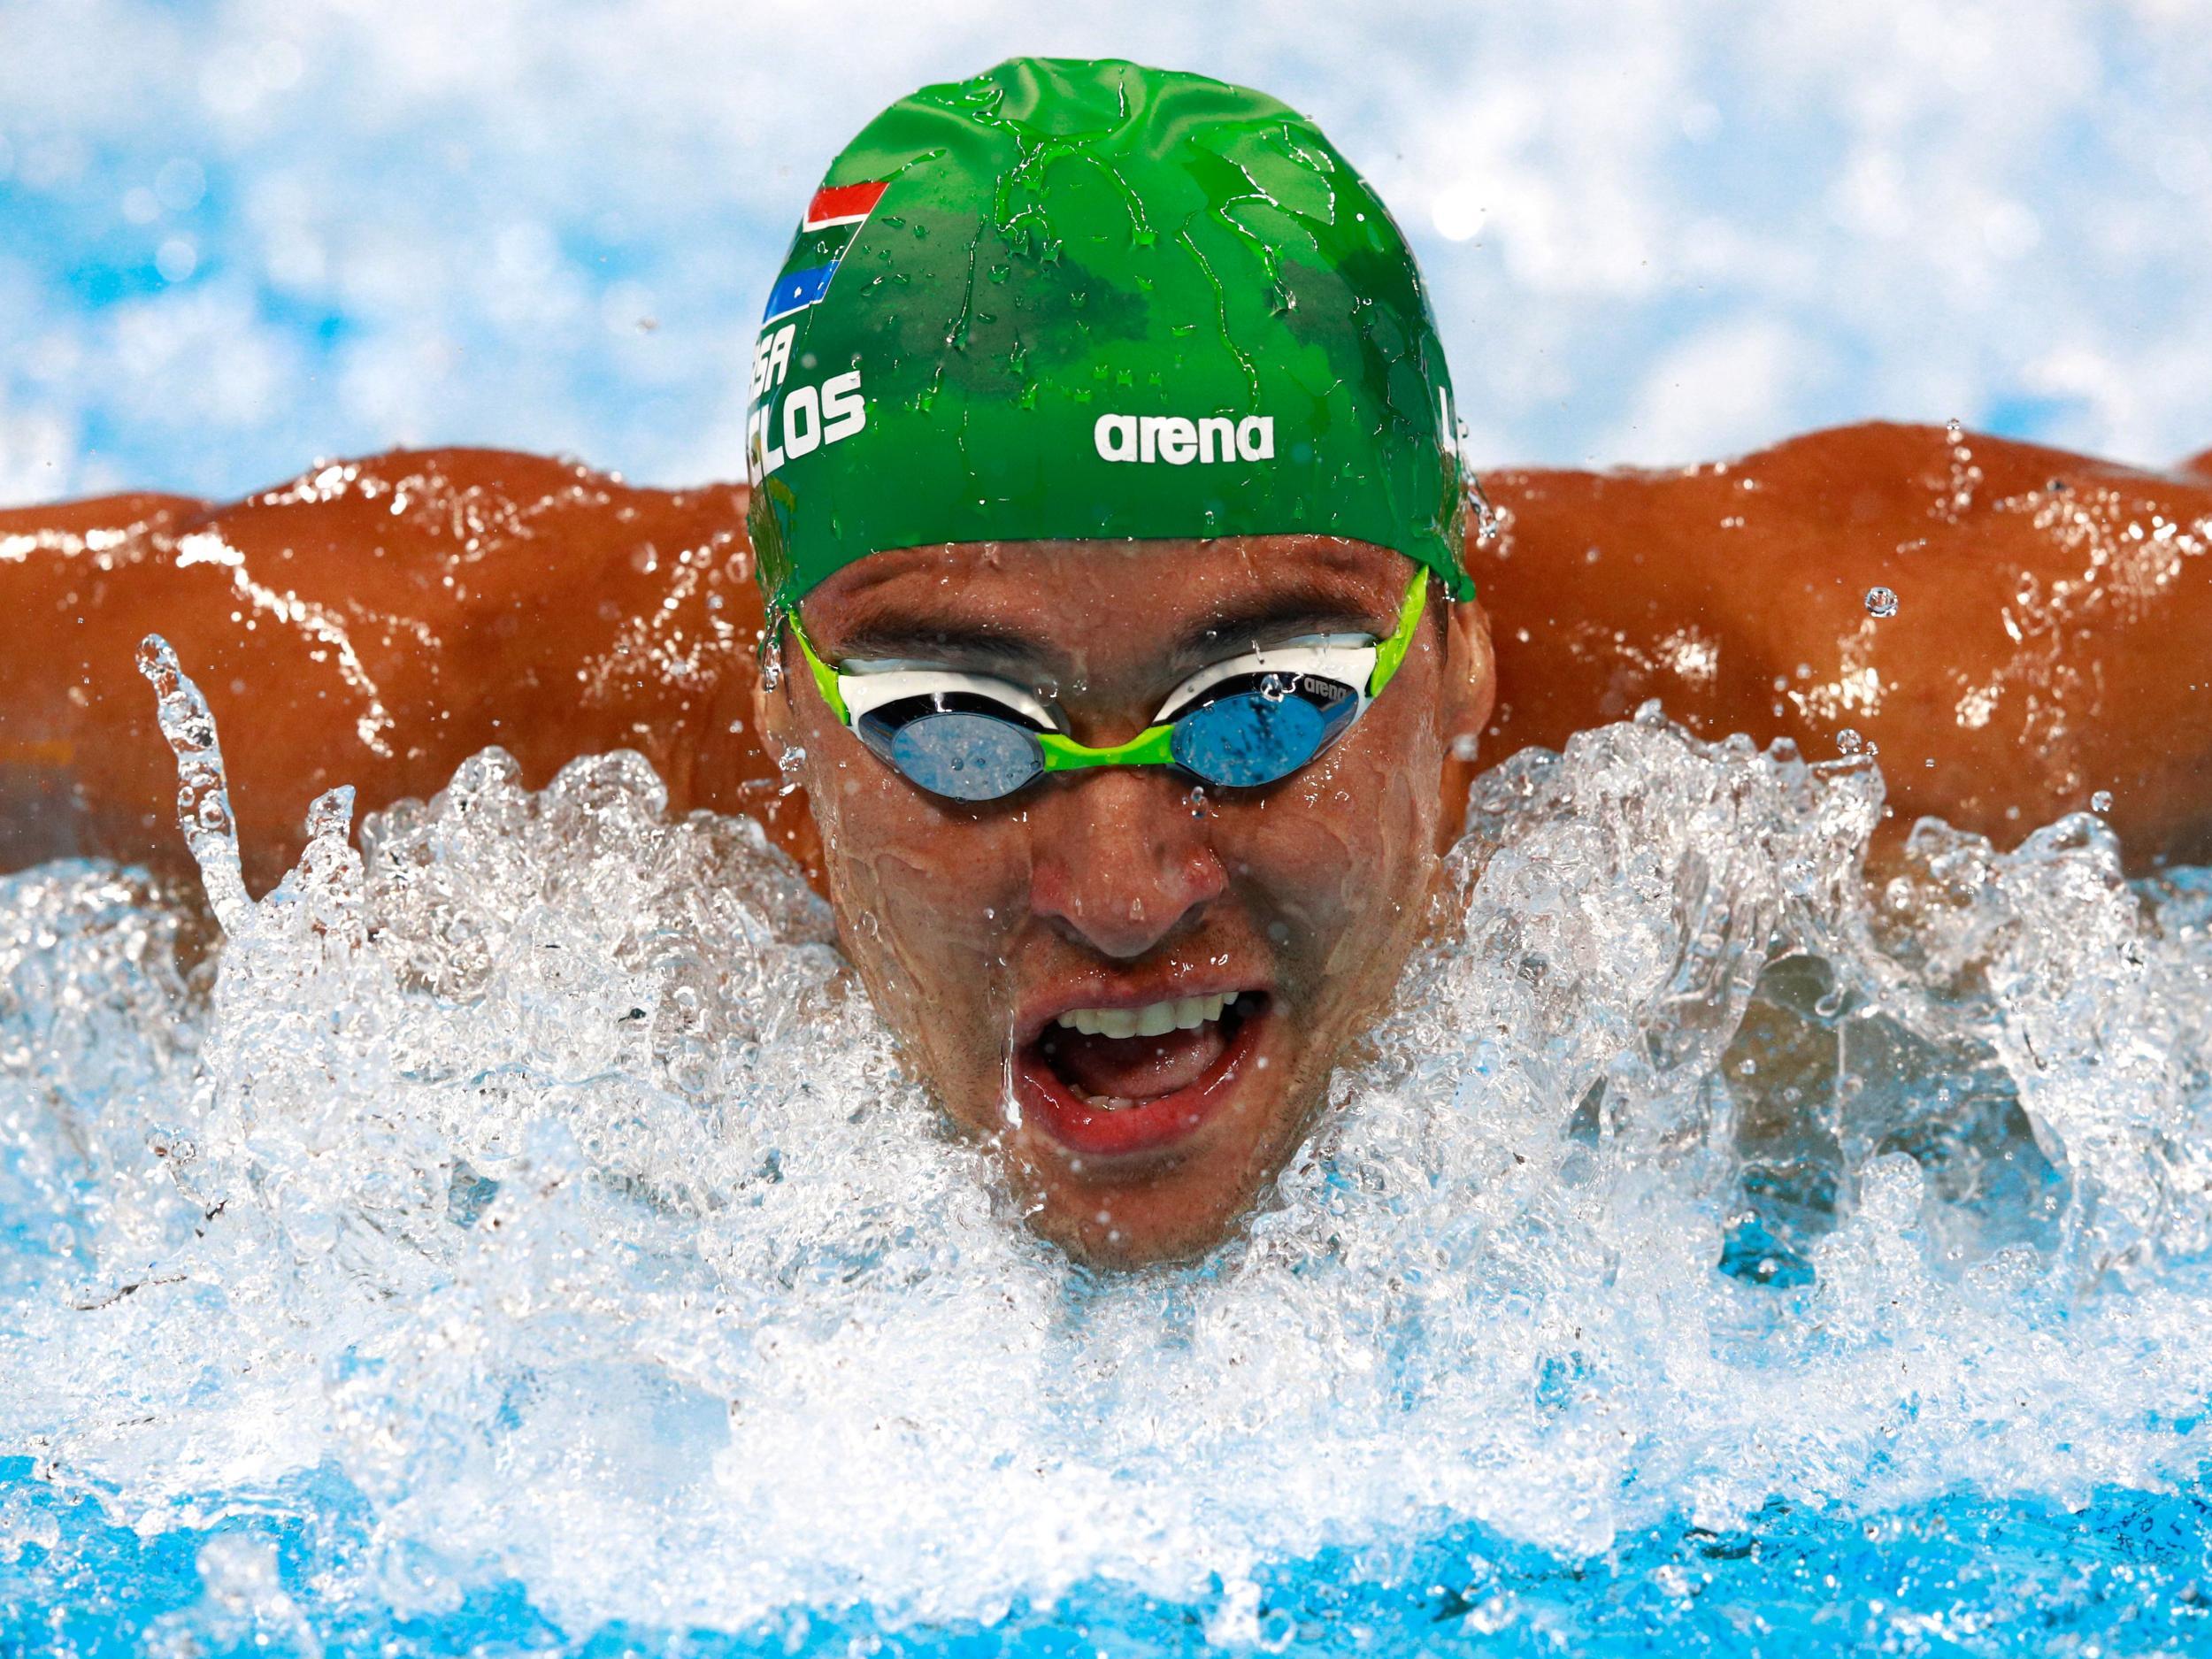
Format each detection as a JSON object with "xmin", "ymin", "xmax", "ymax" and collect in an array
[{"xmin": 3, "ymin": 58, "xmax": 2208, "ymax": 1263}]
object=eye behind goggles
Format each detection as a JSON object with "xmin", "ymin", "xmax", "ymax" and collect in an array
[
  {"xmin": 853, "ymin": 671, "xmax": 1364, "ymax": 802},
  {"xmin": 784, "ymin": 571, "xmax": 1428, "ymax": 804}
]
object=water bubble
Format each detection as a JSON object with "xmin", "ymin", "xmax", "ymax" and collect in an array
[
  {"xmin": 1836, "ymin": 728, "xmax": 1864, "ymax": 755},
  {"xmin": 773, "ymin": 742, "xmax": 806, "ymax": 793},
  {"xmin": 1864, "ymin": 587, "xmax": 1899, "ymax": 618},
  {"xmin": 1466, "ymin": 474, "xmax": 1503, "ymax": 546},
  {"xmin": 2092, "ymin": 790, "xmax": 2114, "ymax": 813},
  {"xmin": 134, "ymin": 634, "xmax": 250, "ymax": 933},
  {"xmin": 154, "ymin": 236, "xmax": 197, "ymax": 282}
]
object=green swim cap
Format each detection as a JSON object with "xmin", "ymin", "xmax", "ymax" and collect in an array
[{"xmin": 744, "ymin": 57, "xmax": 1471, "ymax": 616}]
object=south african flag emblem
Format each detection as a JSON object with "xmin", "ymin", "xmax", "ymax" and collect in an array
[{"xmin": 762, "ymin": 180, "xmax": 890, "ymax": 323}]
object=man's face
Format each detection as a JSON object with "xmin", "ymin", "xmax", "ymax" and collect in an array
[{"xmin": 758, "ymin": 536, "xmax": 1494, "ymax": 1264}]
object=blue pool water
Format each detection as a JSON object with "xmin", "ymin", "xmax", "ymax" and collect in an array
[
  {"xmin": 3, "ymin": 669, "xmax": 2210, "ymax": 1655},
  {"xmin": 6, "ymin": 0, "xmax": 2212, "ymax": 507},
  {"xmin": 6, "ymin": 1465, "xmax": 2211, "ymax": 1655}
]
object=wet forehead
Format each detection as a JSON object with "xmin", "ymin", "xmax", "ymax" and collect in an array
[{"xmin": 800, "ymin": 536, "xmax": 1413, "ymax": 678}]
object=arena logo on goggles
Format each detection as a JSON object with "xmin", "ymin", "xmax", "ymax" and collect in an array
[{"xmin": 1094, "ymin": 412, "xmax": 1275, "ymax": 466}]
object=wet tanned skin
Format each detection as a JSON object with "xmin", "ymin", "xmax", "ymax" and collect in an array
[
  {"xmin": 0, "ymin": 454, "xmax": 810, "ymax": 890},
  {"xmin": 1, "ymin": 421, "xmax": 2208, "ymax": 1259},
  {"xmin": 1472, "ymin": 425, "xmax": 2212, "ymax": 867},
  {"xmin": 757, "ymin": 539, "xmax": 1490, "ymax": 1263}
]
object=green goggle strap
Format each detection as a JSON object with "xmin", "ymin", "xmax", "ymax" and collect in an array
[
  {"xmin": 786, "ymin": 606, "xmax": 850, "ymax": 724},
  {"xmin": 781, "ymin": 569, "xmax": 1431, "ymax": 773}
]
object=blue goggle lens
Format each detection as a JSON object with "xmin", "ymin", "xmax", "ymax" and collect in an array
[
  {"xmin": 860, "ymin": 677, "xmax": 1361, "ymax": 801},
  {"xmin": 1170, "ymin": 685, "xmax": 1357, "ymax": 787},
  {"xmin": 883, "ymin": 711, "xmax": 1043, "ymax": 801}
]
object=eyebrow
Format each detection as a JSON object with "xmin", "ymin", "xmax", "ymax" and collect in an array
[
  {"xmin": 825, "ymin": 579, "xmax": 1396, "ymax": 676},
  {"xmin": 826, "ymin": 615, "xmax": 1056, "ymax": 672},
  {"xmin": 1172, "ymin": 587, "xmax": 1395, "ymax": 657}
]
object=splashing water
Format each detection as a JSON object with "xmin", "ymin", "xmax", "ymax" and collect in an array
[{"xmin": 3, "ymin": 647, "xmax": 2210, "ymax": 1655}]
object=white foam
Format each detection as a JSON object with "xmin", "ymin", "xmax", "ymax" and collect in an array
[{"xmin": 1, "ymin": 664, "xmax": 2208, "ymax": 1636}]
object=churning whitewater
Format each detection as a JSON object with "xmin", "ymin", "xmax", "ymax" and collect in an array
[{"xmin": 2, "ymin": 641, "xmax": 2209, "ymax": 1642}]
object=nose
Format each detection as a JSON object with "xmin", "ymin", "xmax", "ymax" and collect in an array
[{"xmin": 1026, "ymin": 769, "xmax": 1228, "ymax": 959}]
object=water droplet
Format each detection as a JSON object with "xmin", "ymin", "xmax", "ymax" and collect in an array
[{"xmin": 1864, "ymin": 587, "xmax": 1899, "ymax": 618}]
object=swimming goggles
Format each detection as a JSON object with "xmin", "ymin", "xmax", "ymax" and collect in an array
[{"xmin": 780, "ymin": 571, "xmax": 1429, "ymax": 803}]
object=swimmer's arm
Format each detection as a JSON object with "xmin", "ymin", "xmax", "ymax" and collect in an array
[
  {"xmin": 0, "ymin": 450, "xmax": 801, "ymax": 893},
  {"xmin": 1472, "ymin": 422, "xmax": 2212, "ymax": 871},
  {"xmin": 0, "ymin": 489, "xmax": 212, "ymax": 875}
]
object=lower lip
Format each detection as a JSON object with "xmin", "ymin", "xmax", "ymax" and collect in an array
[{"xmin": 1010, "ymin": 1002, "xmax": 1268, "ymax": 1160}]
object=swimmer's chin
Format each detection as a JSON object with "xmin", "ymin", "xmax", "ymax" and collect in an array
[{"xmin": 1016, "ymin": 1156, "xmax": 1286, "ymax": 1271}]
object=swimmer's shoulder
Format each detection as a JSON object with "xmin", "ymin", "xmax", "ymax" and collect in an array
[
  {"xmin": 1470, "ymin": 421, "xmax": 2212, "ymax": 869},
  {"xmin": 134, "ymin": 446, "xmax": 753, "ymax": 615},
  {"xmin": 3, "ymin": 447, "xmax": 755, "ymax": 604},
  {"xmin": 0, "ymin": 449, "xmax": 768, "ymax": 887},
  {"xmin": 1473, "ymin": 419, "xmax": 2211, "ymax": 611},
  {"xmin": 1737, "ymin": 419, "xmax": 2209, "ymax": 530},
  {"xmin": 0, "ymin": 489, "xmax": 205, "ymax": 540}
]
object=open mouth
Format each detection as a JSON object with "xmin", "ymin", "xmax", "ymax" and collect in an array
[{"xmin": 1012, "ymin": 991, "xmax": 1269, "ymax": 1160}]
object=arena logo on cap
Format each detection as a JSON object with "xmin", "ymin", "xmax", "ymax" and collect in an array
[
  {"xmin": 1094, "ymin": 413, "xmax": 1275, "ymax": 466},
  {"xmin": 761, "ymin": 180, "xmax": 889, "ymax": 324}
]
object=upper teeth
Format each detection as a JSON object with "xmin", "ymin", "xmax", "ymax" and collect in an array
[{"xmin": 1055, "ymin": 994, "xmax": 1232, "ymax": 1040}]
